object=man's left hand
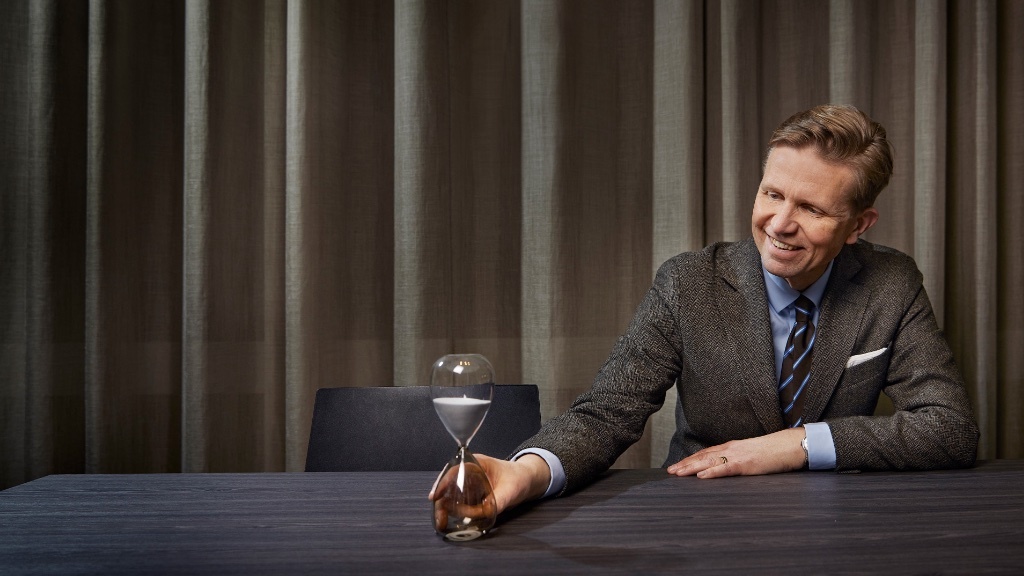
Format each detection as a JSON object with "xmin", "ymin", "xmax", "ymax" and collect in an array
[{"xmin": 666, "ymin": 427, "xmax": 806, "ymax": 479}]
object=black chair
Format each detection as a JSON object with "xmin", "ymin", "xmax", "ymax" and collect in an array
[{"xmin": 304, "ymin": 384, "xmax": 542, "ymax": 472}]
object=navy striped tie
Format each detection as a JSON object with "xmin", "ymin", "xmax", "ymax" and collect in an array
[{"xmin": 779, "ymin": 295, "xmax": 815, "ymax": 427}]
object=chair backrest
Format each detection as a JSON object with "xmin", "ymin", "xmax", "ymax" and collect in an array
[{"xmin": 304, "ymin": 384, "xmax": 542, "ymax": 472}]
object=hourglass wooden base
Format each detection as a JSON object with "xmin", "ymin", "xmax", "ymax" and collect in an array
[{"xmin": 432, "ymin": 447, "xmax": 497, "ymax": 541}]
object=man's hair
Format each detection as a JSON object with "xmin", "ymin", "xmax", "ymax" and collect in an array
[{"xmin": 766, "ymin": 104, "xmax": 894, "ymax": 211}]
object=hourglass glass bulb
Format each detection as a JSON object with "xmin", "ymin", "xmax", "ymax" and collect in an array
[{"xmin": 429, "ymin": 354, "xmax": 497, "ymax": 541}]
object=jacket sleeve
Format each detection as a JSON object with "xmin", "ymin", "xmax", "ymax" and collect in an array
[
  {"xmin": 828, "ymin": 261, "xmax": 979, "ymax": 472},
  {"xmin": 513, "ymin": 262, "xmax": 685, "ymax": 494}
]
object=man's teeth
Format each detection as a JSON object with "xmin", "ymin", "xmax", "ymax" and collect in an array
[{"xmin": 771, "ymin": 237, "xmax": 798, "ymax": 251}]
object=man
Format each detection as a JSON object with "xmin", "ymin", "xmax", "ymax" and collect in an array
[{"xmin": 430, "ymin": 104, "xmax": 979, "ymax": 514}]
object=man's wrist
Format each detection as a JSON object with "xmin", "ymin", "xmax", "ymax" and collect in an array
[
  {"xmin": 800, "ymin": 432, "xmax": 809, "ymax": 469},
  {"xmin": 513, "ymin": 453, "xmax": 554, "ymax": 502},
  {"xmin": 802, "ymin": 422, "xmax": 838, "ymax": 470},
  {"xmin": 513, "ymin": 448, "xmax": 563, "ymax": 499}
]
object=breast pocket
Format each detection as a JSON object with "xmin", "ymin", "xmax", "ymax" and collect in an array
[{"xmin": 831, "ymin": 348, "xmax": 893, "ymax": 416}]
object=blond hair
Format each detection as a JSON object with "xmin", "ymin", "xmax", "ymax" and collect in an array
[{"xmin": 766, "ymin": 104, "xmax": 894, "ymax": 211}]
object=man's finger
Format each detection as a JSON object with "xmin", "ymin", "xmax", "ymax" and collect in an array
[
  {"xmin": 428, "ymin": 466, "xmax": 458, "ymax": 500},
  {"xmin": 696, "ymin": 454, "xmax": 733, "ymax": 479}
]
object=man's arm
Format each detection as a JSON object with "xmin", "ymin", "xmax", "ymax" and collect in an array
[
  {"xmin": 827, "ymin": 279, "xmax": 978, "ymax": 471},
  {"xmin": 666, "ymin": 422, "xmax": 837, "ymax": 478},
  {"xmin": 513, "ymin": 271, "xmax": 685, "ymax": 494}
]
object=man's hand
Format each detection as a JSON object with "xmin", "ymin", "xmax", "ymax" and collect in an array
[
  {"xmin": 666, "ymin": 427, "xmax": 807, "ymax": 479},
  {"xmin": 427, "ymin": 453, "xmax": 552, "ymax": 515}
]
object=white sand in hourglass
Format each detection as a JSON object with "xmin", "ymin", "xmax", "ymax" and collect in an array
[{"xmin": 432, "ymin": 397, "xmax": 491, "ymax": 446}]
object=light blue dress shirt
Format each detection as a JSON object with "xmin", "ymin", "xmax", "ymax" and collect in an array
[
  {"xmin": 517, "ymin": 262, "xmax": 839, "ymax": 498},
  {"xmin": 763, "ymin": 263, "xmax": 837, "ymax": 471}
]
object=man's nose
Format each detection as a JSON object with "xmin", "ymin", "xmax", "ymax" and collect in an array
[{"xmin": 771, "ymin": 204, "xmax": 799, "ymax": 234}]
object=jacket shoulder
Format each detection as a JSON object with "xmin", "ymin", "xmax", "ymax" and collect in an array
[
  {"xmin": 845, "ymin": 240, "xmax": 924, "ymax": 286},
  {"xmin": 656, "ymin": 240, "xmax": 750, "ymax": 277}
]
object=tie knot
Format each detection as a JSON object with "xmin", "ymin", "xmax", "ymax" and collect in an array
[{"xmin": 794, "ymin": 295, "xmax": 814, "ymax": 322}]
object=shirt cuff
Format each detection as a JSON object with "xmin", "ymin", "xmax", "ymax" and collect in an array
[
  {"xmin": 513, "ymin": 447, "xmax": 566, "ymax": 498},
  {"xmin": 803, "ymin": 422, "xmax": 837, "ymax": 470}
]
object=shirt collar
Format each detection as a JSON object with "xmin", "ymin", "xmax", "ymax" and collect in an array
[{"xmin": 763, "ymin": 261, "xmax": 833, "ymax": 314}]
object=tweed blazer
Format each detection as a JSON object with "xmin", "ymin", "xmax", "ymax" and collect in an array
[{"xmin": 519, "ymin": 237, "xmax": 979, "ymax": 494}]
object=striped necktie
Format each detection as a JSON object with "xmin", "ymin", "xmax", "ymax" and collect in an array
[{"xmin": 779, "ymin": 295, "xmax": 815, "ymax": 427}]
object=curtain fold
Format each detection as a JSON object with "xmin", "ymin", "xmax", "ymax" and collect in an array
[
  {"xmin": 520, "ymin": 0, "xmax": 561, "ymax": 426},
  {"xmin": 996, "ymin": 0, "xmax": 1024, "ymax": 459},
  {"xmin": 947, "ymin": 0, "xmax": 1000, "ymax": 459},
  {"xmin": 443, "ymin": 1, "xmax": 526, "ymax": 389},
  {"xmin": 182, "ymin": 0, "xmax": 288, "ymax": 473},
  {"xmin": 285, "ymin": 0, "xmax": 395, "ymax": 472},
  {"xmin": 2, "ymin": 0, "xmax": 1022, "ymax": 489},
  {"xmin": 912, "ymin": 0, "xmax": 948, "ymax": 315},
  {"xmin": 25, "ymin": 0, "xmax": 58, "ymax": 482},
  {"xmin": 85, "ymin": 0, "xmax": 184, "ymax": 475},
  {"xmin": 394, "ymin": 0, "xmax": 457, "ymax": 388}
]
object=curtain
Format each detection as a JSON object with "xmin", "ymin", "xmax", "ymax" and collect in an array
[{"xmin": 2, "ymin": 0, "xmax": 1021, "ymax": 490}]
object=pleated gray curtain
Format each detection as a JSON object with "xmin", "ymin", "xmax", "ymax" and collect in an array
[{"xmin": 2, "ymin": 0, "xmax": 1021, "ymax": 490}]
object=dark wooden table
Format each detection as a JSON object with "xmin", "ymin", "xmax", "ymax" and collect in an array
[{"xmin": 2, "ymin": 461, "xmax": 1022, "ymax": 575}]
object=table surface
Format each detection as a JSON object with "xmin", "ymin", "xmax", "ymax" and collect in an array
[{"xmin": 2, "ymin": 461, "xmax": 1023, "ymax": 575}]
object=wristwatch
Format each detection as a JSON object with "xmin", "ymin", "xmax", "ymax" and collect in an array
[{"xmin": 800, "ymin": 435, "xmax": 810, "ymax": 469}]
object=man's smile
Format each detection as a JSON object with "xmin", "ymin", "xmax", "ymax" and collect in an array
[{"xmin": 768, "ymin": 235, "xmax": 800, "ymax": 251}]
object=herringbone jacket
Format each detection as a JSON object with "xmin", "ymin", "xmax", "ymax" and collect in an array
[{"xmin": 519, "ymin": 237, "xmax": 979, "ymax": 494}]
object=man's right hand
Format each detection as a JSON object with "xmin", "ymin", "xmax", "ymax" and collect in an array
[{"xmin": 427, "ymin": 452, "xmax": 552, "ymax": 515}]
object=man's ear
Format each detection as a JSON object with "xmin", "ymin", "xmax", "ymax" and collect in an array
[{"xmin": 846, "ymin": 207, "xmax": 879, "ymax": 244}]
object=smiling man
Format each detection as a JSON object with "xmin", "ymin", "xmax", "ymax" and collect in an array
[
  {"xmin": 429, "ymin": 105, "xmax": 980, "ymax": 515},
  {"xmin": 753, "ymin": 146, "xmax": 878, "ymax": 292}
]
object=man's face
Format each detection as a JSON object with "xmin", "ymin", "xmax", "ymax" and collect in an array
[{"xmin": 751, "ymin": 145, "xmax": 879, "ymax": 291}]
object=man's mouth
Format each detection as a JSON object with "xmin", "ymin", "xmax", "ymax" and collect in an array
[{"xmin": 769, "ymin": 236, "xmax": 799, "ymax": 251}]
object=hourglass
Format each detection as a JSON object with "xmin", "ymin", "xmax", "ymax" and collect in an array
[{"xmin": 430, "ymin": 354, "xmax": 497, "ymax": 541}]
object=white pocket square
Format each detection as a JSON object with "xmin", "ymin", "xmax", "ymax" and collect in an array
[{"xmin": 846, "ymin": 347, "xmax": 888, "ymax": 368}]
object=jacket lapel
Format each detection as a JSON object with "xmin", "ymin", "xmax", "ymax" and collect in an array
[
  {"xmin": 800, "ymin": 244, "xmax": 869, "ymax": 423},
  {"xmin": 716, "ymin": 239, "xmax": 785, "ymax": 433}
]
